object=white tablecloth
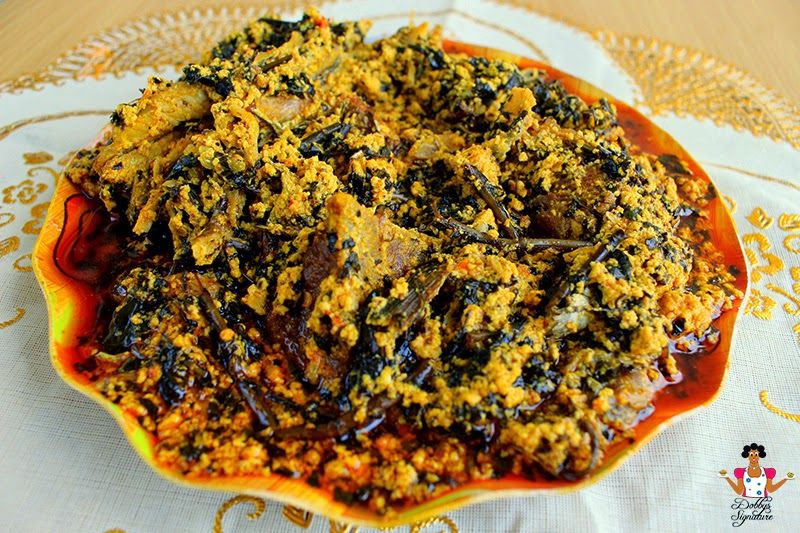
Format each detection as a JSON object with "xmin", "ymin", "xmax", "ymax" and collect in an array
[{"xmin": 1, "ymin": 1, "xmax": 799, "ymax": 531}]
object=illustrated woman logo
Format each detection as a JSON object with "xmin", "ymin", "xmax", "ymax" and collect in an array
[{"xmin": 720, "ymin": 443, "xmax": 794, "ymax": 497}]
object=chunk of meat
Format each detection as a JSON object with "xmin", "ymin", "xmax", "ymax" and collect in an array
[
  {"xmin": 93, "ymin": 80, "xmax": 211, "ymax": 173},
  {"xmin": 531, "ymin": 188, "xmax": 616, "ymax": 240},
  {"xmin": 270, "ymin": 193, "xmax": 434, "ymax": 385}
]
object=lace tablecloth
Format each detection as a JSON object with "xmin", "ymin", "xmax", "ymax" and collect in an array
[{"xmin": 1, "ymin": 1, "xmax": 798, "ymax": 531}]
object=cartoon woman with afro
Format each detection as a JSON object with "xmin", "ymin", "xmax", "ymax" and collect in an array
[{"xmin": 722, "ymin": 443, "xmax": 793, "ymax": 497}]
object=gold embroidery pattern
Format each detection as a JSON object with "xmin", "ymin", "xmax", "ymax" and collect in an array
[
  {"xmin": 740, "ymin": 207, "xmax": 800, "ymax": 340},
  {"xmin": 329, "ymin": 519, "xmax": 358, "ymax": 533},
  {"xmin": 766, "ymin": 282, "xmax": 800, "ymax": 316},
  {"xmin": 0, "ymin": 308, "xmax": 25, "ymax": 330},
  {"xmin": 784, "ymin": 234, "xmax": 800, "ymax": 254},
  {"xmin": 742, "ymin": 233, "xmax": 784, "ymax": 283},
  {"xmin": 0, "ymin": 3, "xmax": 797, "ymax": 147},
  {"xmin": 0, "ymin": 236, "xmax": 20, "ymax": 258},
  {"xmin": 702, "ymin": 162, "xmax": 800, "ymax": 193},
  {"xmin": 410, "ymin": 516, "xmax": 459, "ymax": 533},
  {"xmin": 744, "ymin": 289, "xmax": 776, "ymax": 321},
  {"xmin": 26, "ymin": 165, "xmax": 60, "ymax": 187},
  {"xmin": 722, "ymin": 195, "xmax": 737, "ymax": 215},
  {"xmin": 0, "ymin": 4, "xmax": 302, "ymax": 94},
  {"xmin": 0, "ymin": 150, "xmax": 67, "ymax": 332},
  {"xmin": 0, "ymin": 212, "xmax": 14, "ymax": 228},
  {"xmin": 593, "ymin": 32, "xmax": 800, "ymax": 149},
  {"xmin": 0, "ymin": 110, "xmax": 114, "ymax": 142},
  {"xmin": 283, "ymin": 505, "xmax": 313, "ymax": 528},
  {"xmin": 209, "ymin": 496, "xmax": 457, "ymax": 533},
  {"xmin": 22, "ymin": 202, "xmax": 50, "ymax": 235},
  {"xmin": 764, "ymin": 266, "xmax": 800, "ymax": 318},
  {"xmin": 212, "ymin": 495, "xmax": 266, "ymax": 533},
  {"xmin": 738, "ymin": 205, "xmax": 800, "ymax": 422},
  {"xmin": 2, "ymin": 179, "xmax": 47, "ymax": 205},
  {"xmin": 759, "ymin": 391, "xmax": 800, "ymax": 423},
  {"xmin": 706, "ymin": 164, "xmax": 800, "ymax": 372},
  {"xmin": 746, "ymin": 208, "xmax": 773, "ymax": 230},
  {"xmin": 778, "ymin": 214, "xmax": 800, "ymax": 232},
  {"xmin": 22, "ymin": 152, "xmax": 54, "ymax": 165},
  {"xmin": 13, "ymin": 254, "xmax": 32, "ymax": 272}
]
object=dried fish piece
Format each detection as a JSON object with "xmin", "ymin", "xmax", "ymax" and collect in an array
[
  {"xmin": 435, "ymin": 216, "xmax": 590, "ymax": 252},
  {"xmin": 545, "ymin": 229, "xmax": 624, "ymax": 314},
  {"xmin": 194, "ymin": 273, "xmax": 277, "ymax": 430},
  {"xmin": 366, "ymin": 262, "xmax": 449, "ymax": 331},
  {"xmin": 463, "ymin": 163, "xmax": 520, "ymax": 239},
  {"xmin": 299, "ymin": 123, "xmax": 352, "ymax": 159}
]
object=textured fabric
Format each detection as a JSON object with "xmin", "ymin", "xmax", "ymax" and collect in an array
[{"xmin": 1, "ymin": 2, "xmax": 799, "ymax": 532}]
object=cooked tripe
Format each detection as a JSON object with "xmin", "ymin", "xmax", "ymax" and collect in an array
[{"xmin": 64, "ymin": 9, "xmax": 740, "ymax": 513}]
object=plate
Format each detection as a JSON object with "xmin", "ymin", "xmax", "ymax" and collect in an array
[{"xmin": 32, "ymin": 39, "xmax": 748, "ymax": 528}]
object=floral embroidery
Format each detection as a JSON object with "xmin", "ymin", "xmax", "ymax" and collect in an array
[
  {"xmin": 329, "ymin": 520, "xmax": 358, "ymax": 533},
  {"xmin": 13, "ymin": 254, "xmax": 32, "ymax": 272},
  {"xmin": 742, "ymin": 233, "xmax": 784, "ymax": 283},
  {"xmin": 0, "ymin": 212, "xmax": 14, "ymax": 228},
  {"xmin": 283, "ymin": 505, "xmax": 313, "ymax": 528},
  {"xmin": 765, "ymin": 267, "xmax": 800, "ymax": 317},
  {"xmin": 0, "ymin": 236, "xmax": 20, "ymax": 258},
  {"xmin": 593, "ymin": 33, "xmax": 800, "ymax": 148},
  {"xmin": 722, "ymin": 195, "xmax": 737, "ymax": 214},
  {"xmin": 22, "ymin": 151, "xmax": 54, "ymax": 165},
  {"xmin": 212, "ymin": 496, "xmax": 266, "ymax": 533},
  {"xmin": 22, "ymin": 202, "xmax": 50, "ymax": 235},
  {"xmin": 744, "ymin": 289, "xmax": 777, "ymax": 321},
  {"xmin": 784, "ymin": 234, "xmax": 800, "ymax": 254},
  {"xmin": 746, "ymin": 207, "xmax": 773, "ymax": 229},
  {"xmin": 778, "ymin": 214, "xmax": 800, "ymax": 232},
  {"xmin": 26, "ymin": 165, "xmax": 59, "ymax": 187},
  {"xmin": 767, "ymin": 282, "xmax": 800, "ymax": 317},
  {"xmin": 759, "ymin": 391, "xmax": 800, "ymax": 423},
  {"xmin": 2, "ymin": 179, "xmax": 48, "ymax": 205},
  {"xmin": 740, "ymin": 211, "xmax": 800, "ymax": 342},
  {"xmin": 207, "ymin": 497, "xmax": 455, "ymax": 533},
  {"xmin": 410, "ymin": 516, "xmax": 459, "ymax": 533},
  {"xmin": 745, "ymin": 208, "xmax": 800, "ymax": 419},
  {"xmin": 0, "ymin": 308, "xmax": 25, "ymax": 329}
]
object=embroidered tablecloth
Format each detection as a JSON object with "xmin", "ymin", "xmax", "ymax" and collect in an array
[{"xmin": 1, "ymin": 1, "xmax": 798, "ymax": 531}]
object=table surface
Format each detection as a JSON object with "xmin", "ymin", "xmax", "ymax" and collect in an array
[{"xmin": 0, "ymin": 0, "xmax": 798, "ymax": 104}]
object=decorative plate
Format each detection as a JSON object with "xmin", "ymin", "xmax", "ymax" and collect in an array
[{"xmin": 31, "ymin": 32, "xmax": 747, "ymax": 528}]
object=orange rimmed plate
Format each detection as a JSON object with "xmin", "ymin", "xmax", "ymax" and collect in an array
[{"xmin": 32, "ymin": 39, "xmax": 748, "ymax": 528}]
